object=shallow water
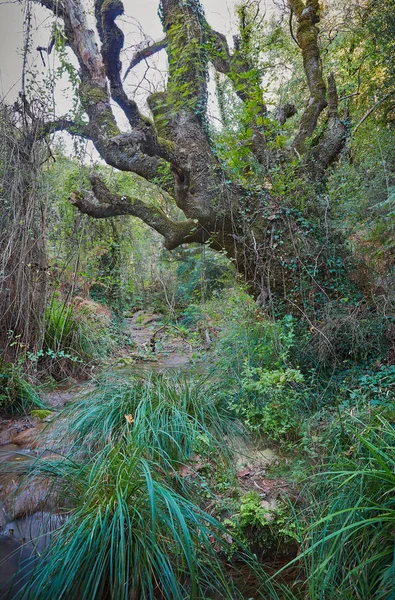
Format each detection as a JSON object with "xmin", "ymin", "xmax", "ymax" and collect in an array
[
  {"xmin": 0, "ymin": 512, "xmax": 63, "ymax": 598},
  {"xmin": 0, "ymin": 445, "xmax": 34, "ymax": 464}
]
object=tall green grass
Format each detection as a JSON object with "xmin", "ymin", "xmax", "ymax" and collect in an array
[
  {"xmin": 0, "ymin": 358, "xmax": 44, "ymax": 413},
  {"xmin": 9, "ymin": 371, "xmax": 286, "ymax": 600},
  {"xmin": 63, "ymin": 371, "xmax": 237, "ymax": 466},
  {"xmin": 285, "ymin": 412, "xmax": 395, "ymax": 600},
  {"xmin": 42, "ymin": 298, "xmax": 114, "ymax": 377},
  {"xmin": 17, "ymin": 443, "xmax": 253, "ymax": 600}
]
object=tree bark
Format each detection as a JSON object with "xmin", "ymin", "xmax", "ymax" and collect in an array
[{"xmin": 34, "ymin": 0, "xmax": 347, "ymax": 303}]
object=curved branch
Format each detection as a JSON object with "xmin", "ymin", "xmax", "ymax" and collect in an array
[
  {"xmin": 35, "ymin": 0, "xmax": 175, "ymax": 182},
  {"xmin": 70, "ymin": 175, "xmax": 204, "ymax": 250},
  {"xmin": 37, "ymin": 117, "xmax": 90, "ymax": 138},
  {"xmin": 94, "ymin": 0, "xmax": 174, "ymax": 165},
  {"xmin": 275, "ymin": 103, "xmax": 297, "ymax": 125},
  {"xmin": 123, "ymin": 38, "xmax": 167, "ymax": 82},
  {"xmin": 354, "ymin": 90, "xmax": 395, "ymax": 132}
]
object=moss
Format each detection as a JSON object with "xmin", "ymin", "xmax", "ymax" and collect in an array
[
  {"xmin": 31, "ymin": 409, "xmax": 52, "ymax": 420},
  {"xmin": 97, "ymin": 112, "xmax": 120, "ymax": 137},
  {"xmin": 148, "ymin": 93, "xmax": 175, "ymax": 139},
  {"xmin": 158, "ymin": 137, "xmax": 176, "ymax": 153},
  {"xmin": 101, "ymin": 0, "xmax": 123, "ymax": 13},
  {"xmin": 80, "ymin": 83, "xmax": 108, "ymax": 106}
]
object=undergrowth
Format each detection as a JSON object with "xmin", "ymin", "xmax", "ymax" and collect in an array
[
  {"xmin": 40, "ymin": 297, "xmax": 115, "ymax": 377},
  {"xmin": 9, "ymin": 371, "xmax": 286, "ymax": 600},
  {"xmin": 287, "ymin": 412, "xmax": 395, "ymax": 600},
  {"xmin": 0, "ymin": 358, "xmax": 44, "ymax": 413}
]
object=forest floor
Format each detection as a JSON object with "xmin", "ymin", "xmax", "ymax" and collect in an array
[{"xmin": 0, "ymin": 312, "xmax": 297, "ymax": 596}]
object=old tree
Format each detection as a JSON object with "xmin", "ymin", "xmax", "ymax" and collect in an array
[{"xmin": 36, "ymin": 0, "xmax": 349, "ymax": 307}]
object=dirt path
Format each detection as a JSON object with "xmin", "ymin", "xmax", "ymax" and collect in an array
[{"xmin": 122, "ymin": 311, "xmax": 194, "ymax": 368}]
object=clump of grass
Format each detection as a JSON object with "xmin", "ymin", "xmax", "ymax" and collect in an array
[
  {"xmin": 63, "ymin": 371, "xmax": 237, "ymax": 466},
  {"xmin": 17, "ymin": 446, "xmax": 223, "ymax": 599},
  {"xmin": 287, "ymin": 412, "xmax": 395, "ymax": 600},
  {"xmin": 14, "ymin": 439, "xmax": 281, "ymax": 599},
  {"xmin": 7, "ymin": 370, "xmax": 288, "ymax": 600},
  {"xmin": 41, "ymin": 298, "xmax": 114, "ymax": 377},
  {"xmin": 0, "ymin": 358, "xmax": 44, "ymax": 413}
]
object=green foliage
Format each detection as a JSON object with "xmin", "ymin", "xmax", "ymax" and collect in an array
[
  {"xmin": 239, "ymin": 491, "xmax": 271, "ymax": 529},
  {"xmin": 329, "ymin": 125, "xmax": 395, "ymax": 273},
  {"xmin": 41, "ymin": 297, "xmax": 114, "ymax": 377},
  {"xmin": 0, "ymin": 359, "xmax": 44, "ymax": 413},
  {"xmin": 209, "ymin": 292, "xmax": 305, "ymax": 443},
  {"xmin": 225, "ymin": 491, "xmax": 298, "ymax": 558},
  {"xmin": 62, "ymin": 371, "xmax": 235, "ymax": 466},
  {"xmin": 175, "ymin": 247, "xmax": 232, "ymax": 306},
  {"xmin": 234, "ymin": 364, "xmax": 304, "ymax": 443},
  {"xmin": 209, "ymin": 287, "xmax": 290, "ymax": 375},
  {"xmin": 294, "ymin": 413, "xmax": 395, "ymax": 600}
]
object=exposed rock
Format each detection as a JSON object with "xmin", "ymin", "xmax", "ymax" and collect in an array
[{"xmin": 11, "ymin": 424, "xmax": 45, "ymax": 448}]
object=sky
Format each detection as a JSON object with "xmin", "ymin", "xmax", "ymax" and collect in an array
[
  {"xmin": 0, "ymin": 0, "xmax": 276, "ymax": 158},
  {"xmin": 0, "ymin": 0, "xmax": 277, "ymax": 101}
]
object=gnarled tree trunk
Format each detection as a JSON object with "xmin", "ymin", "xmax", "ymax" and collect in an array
[{"xmin": 34, "ymin": 0, "xmax": 347, "ymax": 307}]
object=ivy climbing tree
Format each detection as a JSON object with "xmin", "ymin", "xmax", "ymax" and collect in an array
[{"xmin": 33, "ymin": 0, "xmax": 350, "ymax": 307}]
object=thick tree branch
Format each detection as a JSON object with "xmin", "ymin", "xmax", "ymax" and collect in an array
[
  {"xmin": 94, "ymin": 0, "xmax": 141, "ymax": 129},
  {"xmin": 35, "ymin": 0, "xmax": 173, "ymax": 182},
  {"xmin": 37, "ymin": 117, "xmax": 90, "ymax": 139},
  {"xmin": 145, "ymin": 0, "xmax": 231, "ymax": 224},
  {"xmin": 123, "ymin": 38, "xmax": 167, "ymax": 82},
  {"xmin": 289, "ymin": 0, "xmax": 328, "ymax": 154},
  {"xmin": 275, "ymin": 103, "xmax": 298, "ymax": 125},
  {"xmin": 305, "ymin": 73, "xmax": 346, "ymax": 177},
  {"xmin": 70, "ymin": 175, "xmax": 204, "ymax": 250},
  {"xmin": 94, "ymin": 0, "xmax": 177, "ymax": 167},
  {"xmin": 159, "ymin": 0, "xmax": 209, "ymax": 120}
]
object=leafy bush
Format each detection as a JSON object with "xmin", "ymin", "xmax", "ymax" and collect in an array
[
  {"xmin": 231, "ymin": 365, "xmax": 305, "ymax": 443},
  {"xmin": 210, "ymin": 288, "xmax": 297, "ymax": 376},
  {"xmin": 345, "ymin": 363, "xmax": 395, "ymax": 408},
  {"xmin": 224, "ymin": 491, "xmax": 299, "ymax": 559},
  {"xmin": 211, "ymin": 294, "xmax": 306, "ymax": 444},
  {"xmin": 175, "ymin": 247, "xmax": 233, "ymax": 306}
]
